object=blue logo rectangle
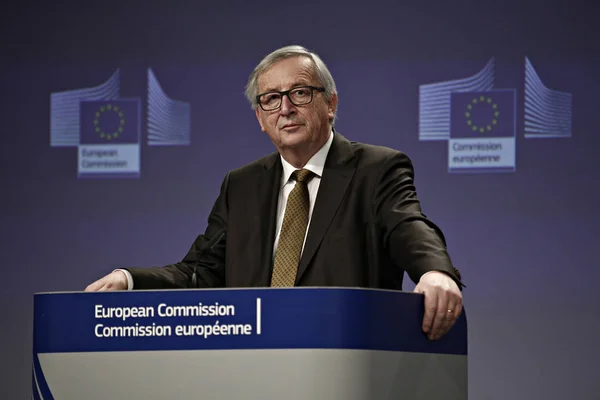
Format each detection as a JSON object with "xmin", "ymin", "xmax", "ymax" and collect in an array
[
  {"xmin": 33, "ymin": 289, "xmax": 467, "ymax": 356},
  {"xmin": 451, "ymin": 90, "xmax": 516, "ymax": 139},
  {"xmin": 80, "ymin": 100, "xmax": 141, "ymax": 145}
]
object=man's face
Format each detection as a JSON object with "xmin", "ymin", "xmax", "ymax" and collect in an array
[{"xmin": 255, "ymin": 56, "xmax": 337, "ymax": 154}]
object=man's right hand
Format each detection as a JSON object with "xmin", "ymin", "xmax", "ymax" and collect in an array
[{"xmin": 85, "ymin": 270, "xmax": 128, "ymax": 292}]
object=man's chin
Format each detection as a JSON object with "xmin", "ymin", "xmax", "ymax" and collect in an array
[
  {"xmin": 281, "ymin": 138, "xmax": 309, "ymax": 151},
  {"xmin": 278, "ymin": 129, "xmax": 308, "ymax": 145}
]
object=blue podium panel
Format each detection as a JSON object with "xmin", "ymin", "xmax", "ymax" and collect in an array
[{"xmin": 33, "ymin": 287, "xmax": 468, "ymax": 399}]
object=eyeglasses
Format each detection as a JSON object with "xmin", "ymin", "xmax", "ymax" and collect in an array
[{"xmin": 256, "ymin": 85, "xmax": 325, "ymax": 111}]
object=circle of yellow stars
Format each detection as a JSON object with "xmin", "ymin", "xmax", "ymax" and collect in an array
[
  {"xmin": 465, "ymin": 95, "xmax": 500, "ymax": 133},
  {"xmin": 93, "ymin": 104, "xmax": 125, "ymax": 140}
]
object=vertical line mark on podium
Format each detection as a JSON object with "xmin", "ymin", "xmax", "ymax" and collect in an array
[{"xmin": 256, "ymin": 298, "xmax": 262, "ymax": 335}]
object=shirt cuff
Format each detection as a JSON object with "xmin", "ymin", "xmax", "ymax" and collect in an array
[{"xmin": 114, "ymin": 269, "xmax": 134, "ymax": 290}]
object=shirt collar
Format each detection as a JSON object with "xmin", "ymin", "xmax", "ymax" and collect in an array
[{"xmin": 280, "ymin": 130, "xmax": 334, "ymax": 188}]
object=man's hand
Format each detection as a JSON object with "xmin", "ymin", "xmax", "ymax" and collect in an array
[
  {"xmin": 414, "ymin": 270, "xmax": 462, "ymax": 340},
  {"xmin": 85, "ymin": 270, "xmax": 128, "ymax": 292}
]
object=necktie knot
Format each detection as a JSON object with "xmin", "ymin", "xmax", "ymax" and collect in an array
[{"xmin": 293, "ymin": 169, "xmax": 314, "ymax": 184}]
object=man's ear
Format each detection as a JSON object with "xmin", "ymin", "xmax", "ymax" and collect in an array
[{"xmin": 327, "ymin": 93, "xmax": 338, "ymax": 121}]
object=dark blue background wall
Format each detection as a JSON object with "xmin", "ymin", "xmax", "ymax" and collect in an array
[{"xmin": 2, "ymin": 1, "xmax": 599, "ymax": 398}]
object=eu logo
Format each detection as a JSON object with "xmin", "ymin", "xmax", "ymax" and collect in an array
[
  {"xmin": 78, "ymin": 99, "xmax": 141, "ymax": 178},
  {"xmin": 448, "ymin": 89, "xmax": 516, "ymax": 173},
  {"xmin": 80, "ymin": 100, "xmax": 140, "ymax": 145},
  {"xmin": 450, "ymin": 90, "xmax": 515, "ymax": 139}
]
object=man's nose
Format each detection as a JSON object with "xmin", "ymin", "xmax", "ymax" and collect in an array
[{"xmin": 279, "ymin": 95, "xmax": 296, "ymax": 116}]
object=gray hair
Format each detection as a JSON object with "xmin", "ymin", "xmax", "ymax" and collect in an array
[{"xmin": 244, "ymin": 45, "xmax": 338, "ymax": 120}]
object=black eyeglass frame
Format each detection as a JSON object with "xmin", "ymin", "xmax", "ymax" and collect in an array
[{"xmin": 256, "ymin": 85, "xmax": 326, "ymax": 111}]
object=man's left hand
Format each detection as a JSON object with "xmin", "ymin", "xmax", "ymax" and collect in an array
[{"xmin": 414, "ymin": 270, "xmax": 463, "ymax": 340}]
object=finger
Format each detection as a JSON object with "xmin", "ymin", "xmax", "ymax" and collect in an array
[
  {"xmin": 421, "ymin": 288, "xmax": 438, "ymax": 334},
  {"xmin": 454, "ymin": 299, "xmax": 463, "ymax": 319},
  {"xmin": 438, "ymin": 302, "xmax": 456, "ymax": 338},
  {"xmin": 447, "ymin": 297, "xmax": 463, "ymax": 328},
  {"xmin": 85, "ymin": 280, "xmax": 103, "ymax": 292},
  {"xmin": 429, "ymin": 292, "xmax": 448, "ymax": 340},
  {"xmin": 436, "ymin": 295, "xmax": 463, "ymax": 339}
]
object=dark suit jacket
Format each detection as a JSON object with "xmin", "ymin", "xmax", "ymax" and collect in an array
[{"xmin": 127, "ymin": 132, "xmax": 463, "ymax": 290}]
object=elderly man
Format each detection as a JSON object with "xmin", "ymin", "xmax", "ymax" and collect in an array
[{"xmin": 86, "ymin": 45, "xmax": 464, "ymax": 340}]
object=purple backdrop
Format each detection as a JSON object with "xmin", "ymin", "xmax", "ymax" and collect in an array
[{"xmin": 2, "ymin": 1, "xmax": 599, "ymax": 398}]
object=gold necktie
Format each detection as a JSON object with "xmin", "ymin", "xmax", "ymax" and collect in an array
[{"xmin": 270, "ymin": 169, "xmax": 315, "ymax": 287}]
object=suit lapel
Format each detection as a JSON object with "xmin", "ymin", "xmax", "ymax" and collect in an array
[
  {"xmin": 295, "ymin": 133, "xmax": 356, "ymax": 283},
  {"xmin": 252, "ymin": 153, "xmax": 282, "ymax": 286}
]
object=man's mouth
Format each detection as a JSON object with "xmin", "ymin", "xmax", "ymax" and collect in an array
[{"xmin": 281, "ymin": 123, "xmax": 301, "ymax": 130}]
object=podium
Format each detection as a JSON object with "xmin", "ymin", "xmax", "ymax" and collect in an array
[{"xmin": 33, "ymin": 287, "xmax": 467, "ymax": 399}]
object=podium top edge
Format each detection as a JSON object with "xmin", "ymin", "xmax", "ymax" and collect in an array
[{"xmin": 34, "ymin": 287, "xmax": 424, "ymax": 296}]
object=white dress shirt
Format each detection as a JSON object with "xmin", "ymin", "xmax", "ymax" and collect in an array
[
  {"xmin": 119, "ymin": 130, "xmax": 335, "ymax": 290},
  {"xmin": 272, "ymin": 130, "xmax": 334, "ymax": 258}
]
